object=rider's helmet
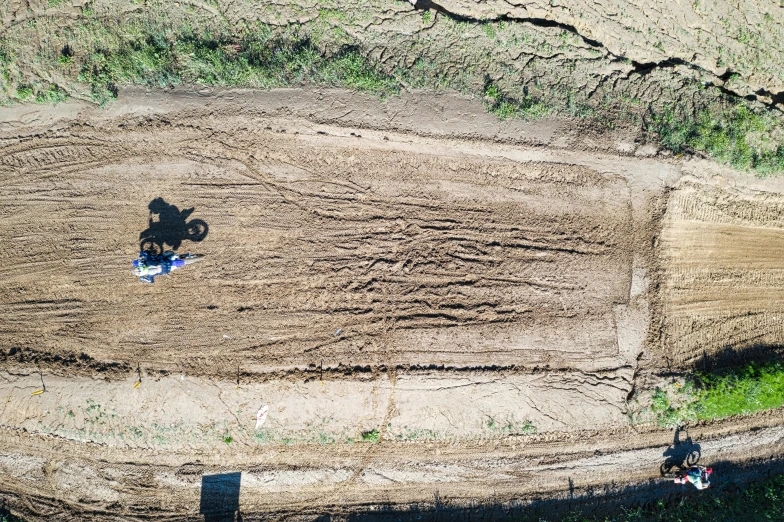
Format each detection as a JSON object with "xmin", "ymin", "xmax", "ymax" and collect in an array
[
  {"xmin": 133, "ymin": 265, "xmax": 149, "ymax": 277},
  {"xmin": 705, "ymin": 467, "xmax": 713, "ymax": 475}
]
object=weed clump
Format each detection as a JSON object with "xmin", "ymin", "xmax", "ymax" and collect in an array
[
  {"xmin": 483, "ymin": 80, "xmax": 553, "ymax": 120},
  {"xmin": 360, "ymin": 428, "xmax": 379, "ymax": 443}
]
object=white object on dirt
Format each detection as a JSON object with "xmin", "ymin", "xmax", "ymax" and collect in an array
[
  {"xmin": 334, "ymin": 328, "xmax": 342, "ymax": 336},
  {"xmin": 223, "ymin": 335, "xmax": 232, "ymax": 340},
  {"xmin": 255, "ymin": 405, "xmax": 269, "ymax": 429}
]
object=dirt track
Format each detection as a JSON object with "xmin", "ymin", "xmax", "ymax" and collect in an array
[
  {"xmin": 1, "ymin": 412, "xmax": 783, "ymax": 520},
  {"xmin": 0, "ymin": 89, "xmax": 656, "ymax": 375},
  {"xmin": 2, "ymin": 89, "xmax": 784, "ymax": 519}
]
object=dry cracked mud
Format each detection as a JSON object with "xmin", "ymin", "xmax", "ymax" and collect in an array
[{"xmin": 2, "ymin": 89, "xmax": 784, "ymax": 519}]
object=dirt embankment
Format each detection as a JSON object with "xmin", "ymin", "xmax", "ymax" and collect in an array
[
  {"xmin": 3, "ymin": 0, "xmax": 783, "ymax": 138},
  {"xmin": 420, "ymin": 0, "xmax": 784, "ymax": 106}
]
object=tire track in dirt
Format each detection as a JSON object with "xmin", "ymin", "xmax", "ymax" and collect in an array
[{"xmin": 8, "ymin": 95, "xmax": 764, "ymax": 520}]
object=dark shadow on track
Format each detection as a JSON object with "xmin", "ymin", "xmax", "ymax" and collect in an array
[
  {"xmin": 139, "ymin": 197, "xmax": 208, "ymax": 254},
  {"xmin": 305, "ymin": 457, "xmax": 784, "ymax": 522},
  {"xmin": 660, "ymin": 427, "xmax": 701, "ymax": 475},
  {"xmin": 694, "ymin": 343, "xmax": 784, "ymax": 373},
  {"xmin": 200, "ymin": 472, "xmax": 242, "ymax": 522}
]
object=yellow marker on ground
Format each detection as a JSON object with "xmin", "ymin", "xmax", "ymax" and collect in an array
[
  {"xmin": 31, "ymin": 389, "xmax": 44, "ymax": 395},
  {"xmin": 134, "ymin": 381, "xmax": 141, "ymax": 389}
]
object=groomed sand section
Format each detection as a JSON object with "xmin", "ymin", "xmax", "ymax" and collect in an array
[{"xmin": 660, "ymin": 178, "xmax": 784, "ymax": 366}]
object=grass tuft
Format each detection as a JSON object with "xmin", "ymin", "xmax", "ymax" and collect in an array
[
  {"xmin": 483, "ymin": 80, "xmax": 553, "ymax": 120},
  {"xmin": 360, "ymin": 428, "xmax": 380, "ymax": 443}
]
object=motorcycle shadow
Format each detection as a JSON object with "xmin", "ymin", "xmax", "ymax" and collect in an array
[
  {"xmin": 139, "ymin": 197, "xmax": 208, "ymax": 254},
  {"xmin": 660, "ymin": 427, "xmax": 701, "ymax": 475}
]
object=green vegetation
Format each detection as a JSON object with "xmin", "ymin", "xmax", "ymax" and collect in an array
[
  {"xmin": 483, "ymin": 81, "xmax": 553, "ymax": 120},
  {"xmin": 223, "ymin": 434, "xmax": 233, "ymax": 443},
  {"xmin": 551, "ymin": 473, "xmax": 784, "ymax": 522},
  {"xmin": 360, "ymin": 428, "xmax": 380, "ymax": 442},
  {"xmin": 394, "ymin": 427, "xmax": 440, "ymax": 441},
  {"xmin": 649, "ymin": 104, "xmax": 784, "ymax": 174},
  {"xmin": 649, "ymin": 362, "xmax": 784, "ymax": 427},
  {"xmin": 74, "ymin": 21, "xmax": 398, "ymax": 105},
  {"xmin": 485, "ymin": 417, "xmax": 537, "ymax": 435}
]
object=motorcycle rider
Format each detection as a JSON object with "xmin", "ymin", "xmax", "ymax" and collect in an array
[
  {"xmin": 673, "ymin": 466, "xmax": 712, "ymax": 489},
  {"xmin": 132, "ymin": 251, "xmax": 185, "ymax": 283}
]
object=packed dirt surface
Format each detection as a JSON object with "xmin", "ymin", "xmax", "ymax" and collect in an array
[
  {"xmin": 2, "ymin": 90, "xmax": 784, "ymax": 520},
  {"xmin": 1, "ymin": 411, "xmax": 783, "ymax": 520},
  {"xmin": 1, "ymin": 88, "xmax": 666, "ymax": 376}
]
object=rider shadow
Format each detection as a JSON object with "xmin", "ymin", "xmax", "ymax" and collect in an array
[
  {"xmin": 139, "ymin": 197, "xmax": 208, "ymax": 254},
  {"xmin": 200, "ymin": 473, "xmax": 242, "ymax": 522},
  {"xmin": 660, "ymin": 427, "xmax": 701, "ymax": 475}
]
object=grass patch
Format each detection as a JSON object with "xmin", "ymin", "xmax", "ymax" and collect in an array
[
  {"xmin": 223, "ymin": 435, "xmax": 233, "ymax": 443},
  {"xmin": 553, "ymin": 473, "xmax": 784, "ymax": 522},
  {"xmin": 483, "ymin": 80, "xmax": 553, "ymax": 120},
  {"xmin": 485, "ymin": 417, "xmax": 537, "ymax": 435},
  {"xmin": 75, "ymin": 22, "xmax": 398, "ymax": 105},
  {"xmin": 648, "ymin": 103, "xmax": 784, "ymax": 174},
  {"xmin": 650, "ymin": 362, "xmax": 784, "ymax": 427},
  {"xmin": 394, "ymin": 427, "xmax": 440, "ymax": 441},
  {"xmin": 693, "ymin": 362, "xmax": 784, "ymax": 419}
]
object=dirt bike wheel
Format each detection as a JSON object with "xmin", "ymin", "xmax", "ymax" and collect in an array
[
  {"xmin": 185, "ymin": 219, "xmax": 208, "ymax": 242},
  {"xmin": 139, "ymin": 240, "xmax": 162, "ymax": 255},
  {"xmin": 685, "ymin": 450, "xmax": 701, "ymax": 467}
]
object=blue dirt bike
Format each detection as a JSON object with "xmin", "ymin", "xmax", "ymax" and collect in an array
[{"xmin": 132, "ymin": 251, "xmax": 203, "ymax": 284}]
